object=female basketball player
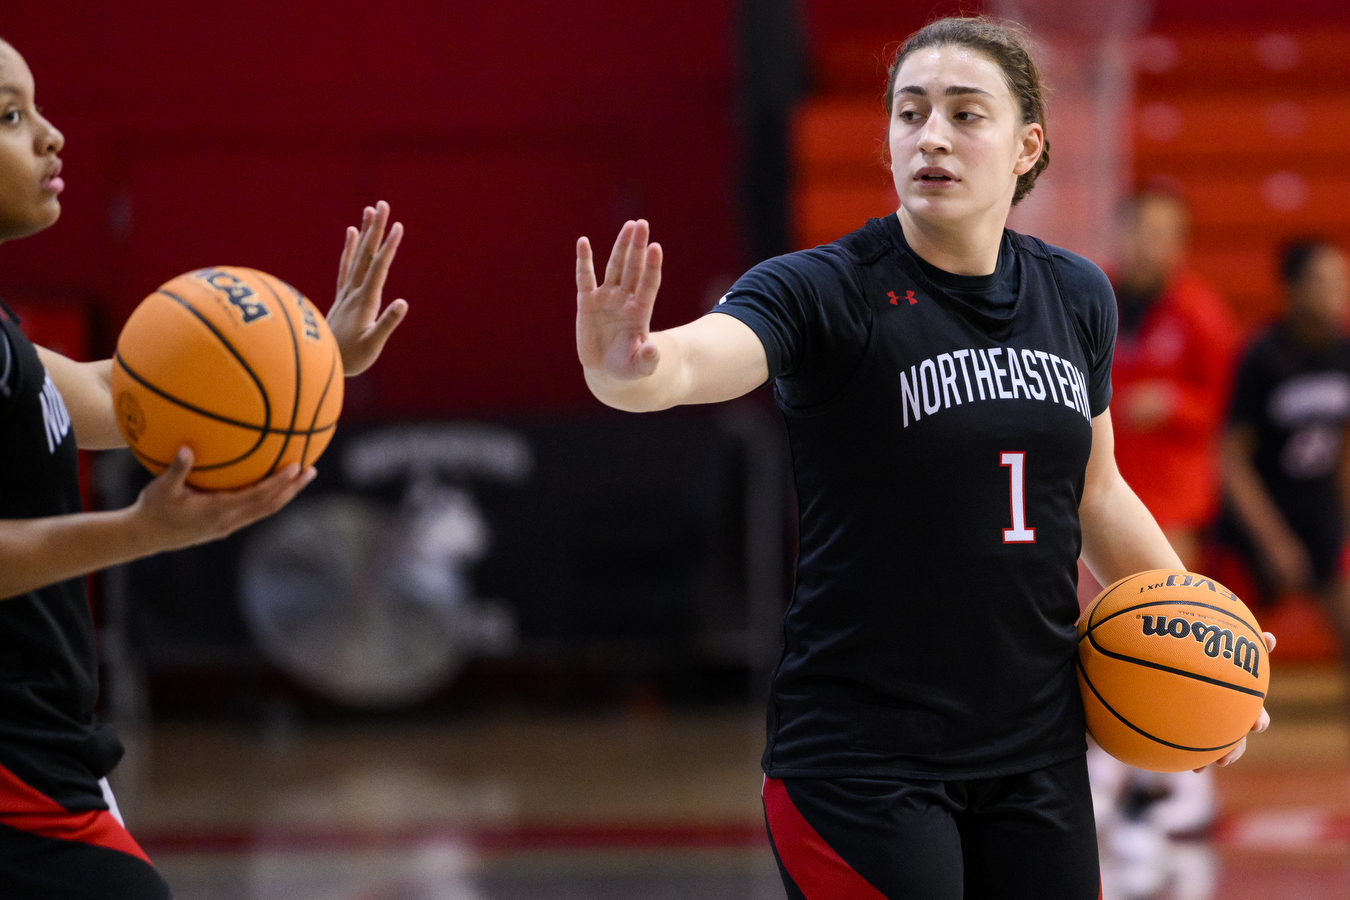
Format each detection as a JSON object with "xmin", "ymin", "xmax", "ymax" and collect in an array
[
  {"xmin": 0, "ymin": 38, "xmax": 407, "ymax": 899},
  {"xmin": 576, "ymin": 16, "xmax": 1272, "ymax": 899}
]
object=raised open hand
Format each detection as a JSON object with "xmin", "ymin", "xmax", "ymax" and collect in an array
[
  {"xmin": 329, "ymin": 200, "xmax": 408, "ymax": 376},
  {"xmin": 576, "ymin": 219, "xmax": 664, "ymax": 380}
]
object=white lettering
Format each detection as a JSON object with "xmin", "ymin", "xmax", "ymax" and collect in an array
[
  {"xmin": 900, "ymin": 365, "xmax": 923, "ymax": 427},
  {"xmin": 952, "ymin": 349, "xmax": 975, "ymax": 402},
  {"xmin": 936, "ymin": 353, "xmax": 962, "ymax": 407},
  {"xmin": 1034, "ymin": 351, "xmax": 1059, "ymax": 403},
  {"xmin": 1007, "ymin": 348, "xmax": 1029, "ymax": 400},
  {"xmin": 1020, "ymin": 349, "xmax": 1046, "ymax": 400},
  {"xmin": 1049, "ymin": 354, "xmax": 1076, "ymax": 411},
  {"xmin": 920, "ymin": 358, "xmax": 941, "ymax": 415},
  {"xmin": 971, "ymin": 350, "xmax": 996, "ymax": 401},
  {"xmin": 988, "ymin": 348, "xmax": 1012, "ymax": 399}
]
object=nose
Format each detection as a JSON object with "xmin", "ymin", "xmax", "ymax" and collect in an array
[
  {"xmin": 36, "ymin": 113, "xmax": 64, "ymax": 156},
  {"xmin": 916, "ymin": 112, "xmax": 951, "ymax": 154}
]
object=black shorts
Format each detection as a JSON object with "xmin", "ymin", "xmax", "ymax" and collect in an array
[
  {"xmin": 0, "ymin": 763, "xmax": 171, "ymax": 900},
  {"xmin": 762, "ymin": 755, "xmax": 1100, "ymax": 900}
]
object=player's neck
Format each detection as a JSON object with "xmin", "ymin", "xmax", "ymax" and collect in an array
[{"xmin": 896, "ymin": 209, "xmax": 1004, "ymax": 277}]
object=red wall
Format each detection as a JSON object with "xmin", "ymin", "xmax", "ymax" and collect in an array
[{"xmin": 0, "ymin": 2, "xmax": 741, "ymax": 418}]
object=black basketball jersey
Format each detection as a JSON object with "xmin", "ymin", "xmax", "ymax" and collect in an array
[
  {"xmin": 0, "ymin": 304, "xmax": 122, "ymax": 810},
  {"xmin": 714, "ymin": 215, "xmax": 1116, "ymax": 779},
  {"xmin": 1227, "ymin": 322, "xmax": 1350, "ymax": 530}
]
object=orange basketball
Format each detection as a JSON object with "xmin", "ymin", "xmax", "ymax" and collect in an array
[
  {"xmin": 1077, "ymin": 569, "xmax": 1269, "ymax": 772},
  {"xmin": 110, "ymin": 266, "xmax": 344, "ymax": 490}
]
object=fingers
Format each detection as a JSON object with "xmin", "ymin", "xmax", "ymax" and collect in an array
[
  {"xmin": 362, "ymin": 220, "xmax": 403, "ymax": 294},
  {"xmin": 1212, "ymin": 736, "xmax": 1247, "ymax": 769},
  {"xmin": 619, "ymin": 220, "xmax": 650, "ymax": 292},
  {"xmin": 1263, "ymin": 631, "xmax": 1277, "ymax": 654},
  {"xmin": 637, "ymin": 242, "xmax": 663, "ymax": 300},
  {"xmin": 365, "ymin": 299, "xmax": 409, "ymax": 354},
  {"xmin": 604, "ymin": 221, "xmax": 633, "ymax": 287},
  {"xmin": 337, "ymin": 225, "xmax": 358, "ymax": 290},
  {"xmin": 223, "ymin": 463, "xmax": 314, "ymax": 527},
  {"xmin": 1253, "ymin": 706, "xmax": 1271, "ymax": 733},
  {"xmin": 576, "ymin": 237, "xmax": 597, "ymax": 293},
  {"xmin": 349, "ymin": 201, "xmax": 392, "ymax": 288},
  {"xmin": 158, "ymin": 446, "xmax": 194, "ymax": 491}
]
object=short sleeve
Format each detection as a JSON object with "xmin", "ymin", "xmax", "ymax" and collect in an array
[
  {"xmin": 1050, "ymin": 248, "xmax": 1117, "ymax": 417},
  {"xmin": 1226, "ymin": 336, "xmax": 1270, "ymax": 428},
  {"xmin": 707, "ymin": 245, "xmax": 870, "ymax": 408}
]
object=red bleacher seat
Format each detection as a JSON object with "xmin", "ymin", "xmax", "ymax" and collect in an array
[{"xmin": 1136, "ymin": 29, "xmax": 1350, "ymax": 95}]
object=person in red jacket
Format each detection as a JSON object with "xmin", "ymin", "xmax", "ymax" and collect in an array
[
  {"xmin": 1110, "ymin": 186, "xmax": 1238, "ymax": 569},
  {"xmin": 1088, "ymin": 186, "xmax": 1238, "ymax": 842}
]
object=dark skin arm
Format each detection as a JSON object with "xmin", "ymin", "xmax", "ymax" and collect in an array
[{"xmin": 1221, "ymin": 423, "xmax": 1315, "ymax": 591}]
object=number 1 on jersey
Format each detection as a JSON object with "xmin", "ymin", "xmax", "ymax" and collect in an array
[{"xmin": 1001, "ymin": 451, "xmax": 1036, "ymax": 543}]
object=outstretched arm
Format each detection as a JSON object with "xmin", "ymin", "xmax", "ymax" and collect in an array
[
  {"xmin": 0, "ymin": 448, "xmax": 313, "ymax": 599},
  {"xmin": 577, "ymin": 219, "xmax": 767, "ymax": 412},
  {"xmin": 1079, "ymin": 408, "xmax": 1272, "ymax": 769}
]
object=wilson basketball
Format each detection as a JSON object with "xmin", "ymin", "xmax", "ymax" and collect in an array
[
  {"xmin": 110, "ymin": 266, "xmax": 344, "ymax": 490},
  {"xmin": 1077, "ymin": 569, "xmax": 1269, "ymax": 772}
]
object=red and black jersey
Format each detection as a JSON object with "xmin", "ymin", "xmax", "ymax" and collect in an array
[
  {"xmin": 713, "ymin": 215, "xmax": 1117, "ymax": 780},
  {"xmin": 0, "ymin": 303, "xmax": 122, "ymax": 812}
]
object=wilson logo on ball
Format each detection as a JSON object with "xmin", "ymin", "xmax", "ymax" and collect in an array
[
  {"xmin": 194, "ymin": 267, "xmax": 271, "ymax": 324},
  {"xmin": 1140, "ymin": 615, "xmax": 1262, "ymax": 678}
]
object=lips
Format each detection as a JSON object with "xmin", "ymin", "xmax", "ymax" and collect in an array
[
  {"xmin": 914, "ymin": 166, "xmax": 957, "ymax": 183},
  {"xmin": 41, "ymin": 159, "xmax": 63, "ymax": 195}
]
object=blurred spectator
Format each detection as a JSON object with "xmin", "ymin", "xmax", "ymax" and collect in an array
[
  {"xmin": 1218, "ymin": 239, "xmax": 1350, "ymax": 705},
  {"xmin": 1089, "ymin": 186, "xmax": 1238, "ymax": 840},
  {"xmin": 1109, "ymin": 186, "xmax": 1238, "ymax": 568}
]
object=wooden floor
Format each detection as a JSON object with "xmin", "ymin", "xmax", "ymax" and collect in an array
[{"xmin": 108, "ymin": 664, "xmax": 1350, "ymax": 899}]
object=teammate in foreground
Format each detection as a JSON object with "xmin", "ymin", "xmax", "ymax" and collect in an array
[
  {"xmin": 576, "ymin": 17, "xmax": 1272, "ymax": 899},
  {"xmin": 0, "ymin": 38, "xmax": 407, "ymax": 898}
]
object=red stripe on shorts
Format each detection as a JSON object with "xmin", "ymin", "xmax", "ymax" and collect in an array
[
  {"xmin": 762, "ymin": 776, "xmax": 889, "ymax": 900},
  {"xmin": 0, "ymin": 763, "xmax": 151, "ymax": 864}
]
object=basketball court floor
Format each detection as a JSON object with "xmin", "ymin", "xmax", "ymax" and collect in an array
[{"xmin": 108, "ymin": 666, "xmax": 1349, "ymax": 900}]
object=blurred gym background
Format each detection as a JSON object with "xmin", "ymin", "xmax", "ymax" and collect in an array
[{"xmin": 3, "ymin": 1, "xmax": 1349, "ymax": 897}]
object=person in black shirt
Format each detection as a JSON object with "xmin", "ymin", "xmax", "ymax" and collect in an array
[
  {"xmin": 0, "ymin": 38, "xmax": 409, "ymax": 899},
  {"xmin": 574, "ymin": 15, "xmax": 1273, "ymax": 900},
  {"xmin": 1220, "ymin": 238, "xmax": 1350, "ymax": 716}
]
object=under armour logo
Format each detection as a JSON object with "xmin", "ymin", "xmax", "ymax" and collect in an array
[{"xmin": 888, "ymin": 290, "xmax": 918, "ymax": 306}]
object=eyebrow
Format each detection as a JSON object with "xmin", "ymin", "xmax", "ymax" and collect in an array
[{"xmin": 896, "ymin": 85, "xmax": 995, "ymax": 99}]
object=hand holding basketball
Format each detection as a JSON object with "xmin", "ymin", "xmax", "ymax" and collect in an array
[
  {"xmin": 328, "ymin": 201, "xmax": 408, "ymax": 376},
  {"xmin": 1078, "ymin": 569, "xmax": 1275, "ymax": 772},
  {"xmin": 576, "ymin": 219, "xmax": 664, "ymax": 380},
  {"xmin": 130, "ymin": 447, "xmax": 315, "ymax": 554},
  {"xmin": 1204, "ymin": 630, "xmax": 1275, "ymax": 771}
]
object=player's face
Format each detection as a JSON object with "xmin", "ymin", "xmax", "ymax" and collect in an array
[
  {"xmin": 1292, "ymin": 247, "xmax": 1349, "ymax": 334},
  {"xmin": 0, "ymin": 42, "xmax": 64, "ymax": 242},
  {"xmin": 888, "ymin": 46, "xmax": 1041, "ymax": 228}
]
